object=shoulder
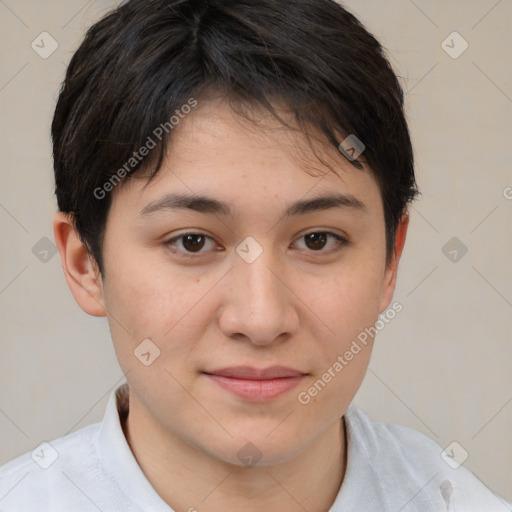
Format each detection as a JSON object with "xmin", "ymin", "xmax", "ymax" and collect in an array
[
  {"xmin": 0, "ymin": 422, "xmax": 103, "ymax": 510},
  {"xmin": 0, "ymin": 384, "xmax": 145, "ymax": 511},
  {"xmin": 344, "ymin": 404, "xmax": 447, "ymax": 465},
  {"xmin": 342, "ymin": 405, "xmax": 512, "ymax": 511}
]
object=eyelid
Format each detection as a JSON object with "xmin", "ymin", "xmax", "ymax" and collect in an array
[
  {"xmin": 292, "ymin": 231, "xmax": 349, "ymax": 253},
  {"xmin": 164, "ymin": 229, "xmax": 349, "ymax": 258},
  {"xmin": 164, "ymin": 232, "xmax": 219, "ymax": 258}
]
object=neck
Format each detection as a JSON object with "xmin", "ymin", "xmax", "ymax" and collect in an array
[{"xmin": 123, "ymin": 392, "xmax": 347, "ymax": 512}]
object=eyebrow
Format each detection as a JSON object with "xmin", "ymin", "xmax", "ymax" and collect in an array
[{"xmin": 139, "ymin": 192, "xmax": 365, "ymax": 218}]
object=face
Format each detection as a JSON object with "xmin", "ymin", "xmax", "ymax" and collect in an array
[{"xmin": 90, "ymin": 98, "xmax": 402, "ymax": 467}]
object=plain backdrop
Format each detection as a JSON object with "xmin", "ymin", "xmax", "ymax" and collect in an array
[{"xmin": 0, "ymin": 0, "xmax": 511, "ymax": 503}]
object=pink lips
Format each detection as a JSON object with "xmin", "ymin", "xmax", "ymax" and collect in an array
[{"xmin": 203, "ymin": 366, "xmax": 306, "ymax": 402}]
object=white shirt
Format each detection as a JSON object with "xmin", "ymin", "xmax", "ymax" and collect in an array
[{"xmin": 0, "ymin": 383, "xmax": 510, "ymax": 511}]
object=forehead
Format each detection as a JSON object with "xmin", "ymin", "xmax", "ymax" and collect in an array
[
  {"xmin": 112, "ymin": 97, "xmax": 382, "ymax": 218},
  {"xmin": 164, "ymin": 96, "xmax": 355, "ymax": 175}
]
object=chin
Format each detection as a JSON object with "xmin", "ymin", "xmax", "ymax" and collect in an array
[{"xmin": 209, "ymin": 432, "xmax": 306, "ymax": 469}]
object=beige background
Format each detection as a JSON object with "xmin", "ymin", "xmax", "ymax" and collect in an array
[{"xmin": 0, "ymin": 0, "xmax": 511, "ymax": 503}]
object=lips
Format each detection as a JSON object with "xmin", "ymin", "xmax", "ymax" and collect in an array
[
  {"xmin": 202, "ymin": 366, "xmax": 307, "ymax": 402},
  {"xmin": 204, "ymin": 366, "xmax": 305, "ymax": 380}
]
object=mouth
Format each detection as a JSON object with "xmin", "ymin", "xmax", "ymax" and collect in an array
[{"xmin": 202, "ymin": 366, "xmax": 307, "ymax": 402}]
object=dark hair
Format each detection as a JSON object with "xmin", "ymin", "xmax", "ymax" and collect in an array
[{"xmin": 52, "ymin": 0, "xmax": 418, "ymax": 274}]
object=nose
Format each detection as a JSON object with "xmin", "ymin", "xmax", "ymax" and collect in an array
[{"xmin": 217, "ymin": 245, "xmax": 299, "ymax": 346}]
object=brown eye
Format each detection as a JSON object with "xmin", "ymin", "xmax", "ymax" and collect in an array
[
  {"xmin": 296, "ymin": 232, "xmax": 349, "ymax": 253},
  {"xmin": 181, "ymin": 234, "xmax": 206, "ymax": 252},
  {"xmin": 304, "ymin": 232, "xmax": 328, "ymax": 251},
  {"xmin": 165, "ymin": 233, "xmax": 216, "ymax": 257}
]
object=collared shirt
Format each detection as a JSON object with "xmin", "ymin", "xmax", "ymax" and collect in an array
[{"xmin": 0, "ymin": 383, "xmax": 510, "ymax": 511}]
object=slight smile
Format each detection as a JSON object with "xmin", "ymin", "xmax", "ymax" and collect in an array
[{"xmin": 202, "ymin": 366, "xmax": 308, "ymax": 402}]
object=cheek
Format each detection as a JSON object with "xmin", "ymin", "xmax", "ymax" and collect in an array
[
  {"xmin": 294, "ymin": 262, "xmax": 382, "ymax": 418},
  {"xmin": 301, "ymin": 252, "xmax": 386, "ymax": 342},
  {"xmin": 101, "ymin": 253, "xmax": 217, "ymax": 368}
]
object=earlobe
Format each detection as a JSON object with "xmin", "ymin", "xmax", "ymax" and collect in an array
[
  {"xmin": 53, "ymin": 211, "xmax": 107, "ymax": 317},
  {"xmin": 379, "ymin": 212, "xmax": 409, "ymax": 314}
]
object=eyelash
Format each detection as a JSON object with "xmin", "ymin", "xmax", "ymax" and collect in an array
[{"xmin": 164, "ymin": 231, "xmax": 349, "ymax": 259}]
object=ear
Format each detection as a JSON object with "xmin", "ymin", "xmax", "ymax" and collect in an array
[
  {"xmin": 379, "ymin": 211, "xmax": 409, "ymax": 314},
  {"xmin": 53, "ymin": 211, "xmax": 107, "ymax": 317}
]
